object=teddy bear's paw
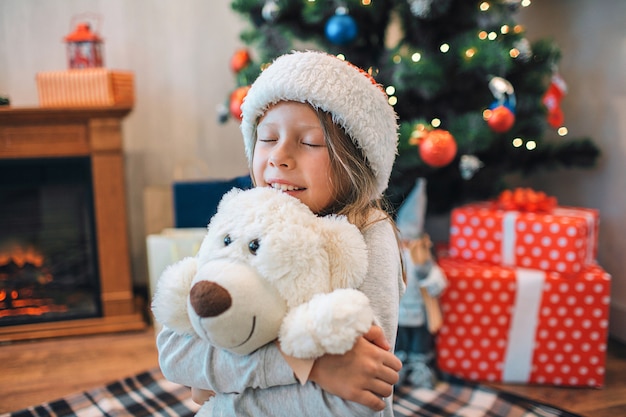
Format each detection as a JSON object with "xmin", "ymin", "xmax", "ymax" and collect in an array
[
  {"xmin": 279, "ymin": 288, "xmax": 374, "ymax": 358},
  {"xmin": 151, "ymin": 256, "xmax": 198, "ymax": 334}
]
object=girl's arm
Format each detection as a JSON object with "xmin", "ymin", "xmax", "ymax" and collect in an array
[
  {"xmin": 156, "ymin": 327, "xmax": 296, "ymax": 392},
  {"xmin": 160, "ymin": 327, "xmax": 396, "ymax": 416}
]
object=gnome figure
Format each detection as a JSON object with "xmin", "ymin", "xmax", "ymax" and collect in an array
[{"xmin": 395, "ymin": 178, "xmax": 448, "ymax": 388}]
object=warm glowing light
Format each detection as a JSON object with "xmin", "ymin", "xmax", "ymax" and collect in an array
[
  {"xmin": 510, "ymin": 48, "xmax": 520, "ymax": 58},
  {"xmin": 367, "ymin": 66, "xmax": 378, "ymax": 77},
  {"xmin": 526, "ymin": 140, "xmax": 537, "ymax": 150},
  {"xmin": 411, "ymin": 52, "xmax": 421, "ymax": 62},
  {"xmin": 479, "ymin": 31, "xmax": 488, "ymax": 40},
  {"xmin": 479, "ymin": 2, "xmax": 490, "ymax": 11},
  {"xmin": 336, "ymin": 54, "xmax": 346, "ymax": 61},
  {"xmin": 431, "ymin": 118, "xmax": 441, "ymax": 128},
  {"xmin": 488, "ymin": 31, "xmax": 497, "ymax": 40},
  {"xmin": 512, "ymin": 138, "xmax": 523, "ymax": 147},
  {"xmin": 11, "ymin": 290, "xmax": 18, "ymax": 300},
  {"xmin": 465, "ymin": 48, "xmax": 476, "ymax": 58},
  {"xmin": 386, "ymin": 85, "xmax": 396, "ymax": 95},
  {"xmin": 483, "ymin": 109, "xmax": 492, "ymax": 120},
  {"xmin": 440, "ymin": 43, "xmax": 450, "ymax": 53},
  {"xmin": 501, "ymin": 25, "xmax": 510, "ymax": 34},
  {"xmin": 521, "ymin": 0, "xmax": 531, "ymax": 7},
  {"xmin": 388, "ymin": 96, "xmax": 398, "ymax": 106},
  {"xmin": 361, "ymin": 0, "xmax": 371, "ymax": 5},
  {"xmin": 514, "ymin": 25, "xmax": 524, "ymax": 34},
  {"xmin": 558, "ymin": 127, "xmax": 569, "ymax": 136},
  {"xmin": 393, "ymin": 54, "xmax": 402, "ymax": 64}
]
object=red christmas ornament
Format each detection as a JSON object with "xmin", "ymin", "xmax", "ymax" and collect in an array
[
  {"xmin": 418, "ymin": 129, "xmax": 457, "ymax": 167},
  {"xmin": 229, "ymin": 86, "xmax": 250, "ymax": 121},
  {"xmin": 486, "ymin": 105, "xmax": 515, "ymax": 133},
  {"xmin": 230, "ymin": 49, "xmax": 251, "ymax": 73}
]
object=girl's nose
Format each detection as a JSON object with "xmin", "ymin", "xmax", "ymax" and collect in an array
[{"xmin": 268, "ymin": 142, "xmax": 293, "ymax": 168}]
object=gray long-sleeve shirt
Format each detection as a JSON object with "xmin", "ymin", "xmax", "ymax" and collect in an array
[{"xmin": 157, "ymin": 212, "xmax": 404, "ymax": 416}]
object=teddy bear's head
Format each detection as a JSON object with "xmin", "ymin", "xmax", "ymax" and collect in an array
[{"xmin": 152, "ymin": 187, "xmax": 372, "ymax": 357}]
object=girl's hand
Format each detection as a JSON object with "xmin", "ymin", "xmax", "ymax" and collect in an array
[{"xmin": 308, "ymin": 325, "xmax": 402, "ymax": 411}]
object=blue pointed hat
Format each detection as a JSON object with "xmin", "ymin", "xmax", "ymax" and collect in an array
[{"xmin": 396, "ymin": 178, "xmax": 427, "ymax": 240}]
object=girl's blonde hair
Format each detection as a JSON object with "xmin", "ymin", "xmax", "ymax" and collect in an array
[{"xmin": 314, "ymin": 108, "xmax": 394, "ymax": 230}]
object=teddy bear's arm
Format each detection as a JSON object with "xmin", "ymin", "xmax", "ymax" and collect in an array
[
  {"xmin": 151, "ymin": 256, "xmax": 198, "ymax": 334},
  {"xmin": 279, "ymin": 289, "xmax": 374, "ymax": 359}
]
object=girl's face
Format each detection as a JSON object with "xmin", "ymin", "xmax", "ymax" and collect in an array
[{"xmin": 252, "ymin": 101, "xmax": 335, "ymax": 214}]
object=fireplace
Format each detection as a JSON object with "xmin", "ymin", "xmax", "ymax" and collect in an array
[
  {"xmin": 0, "ymin": 106, "xmax": 145, "ymax": 341},
  {"xmin": 0, "ymin": 157, "xmax": 101, "ymax": 326}
]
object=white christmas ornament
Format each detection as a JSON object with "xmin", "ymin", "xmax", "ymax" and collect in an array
[{"xmin": 459, "ymin": 154, "xmax": 484, "ymax": 180}]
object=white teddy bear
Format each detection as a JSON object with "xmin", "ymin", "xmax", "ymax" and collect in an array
[{"xmin": 151, "ymin": 186, "xmax": 374, "ymax": 363}]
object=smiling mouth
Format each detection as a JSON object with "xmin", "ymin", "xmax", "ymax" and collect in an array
[
  {"xmin": 269, "ymin": 183, "xmax": 304, "ymax": 191},
  {"xmin": 230, "ymin": 316, "xmax": 257, "ymax": 349}
]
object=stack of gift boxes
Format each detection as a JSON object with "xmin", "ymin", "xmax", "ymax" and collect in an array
[{"xmin": 435, "ymin": 189, "xmax": 611, "ymax": 388}]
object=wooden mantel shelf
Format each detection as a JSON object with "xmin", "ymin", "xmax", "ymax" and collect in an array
[
  {"xmin": 0, "ymin": 105, "xmax": 132, "ymax": 123},
  {"xmin": 0, "ymin": 105, "xmax": 146, "ymax": 342}
]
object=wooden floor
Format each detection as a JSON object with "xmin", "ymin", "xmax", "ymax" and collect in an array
[{"xmin": 0, "ymin": 327, "xmax": 625, "ymax": 416}]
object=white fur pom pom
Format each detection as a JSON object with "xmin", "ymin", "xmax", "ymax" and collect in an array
[{"xmin": 279, "ymin": 288, "xmax": 374, "ymax": 359}]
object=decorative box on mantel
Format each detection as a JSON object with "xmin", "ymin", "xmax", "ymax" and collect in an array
[
  {"xmin": 36, "ymin": 69, "xmax": 134, "ymax": 108},
  {"xmin": 0, "ymin": 106, "xmax": 146, "ymax": 342}
]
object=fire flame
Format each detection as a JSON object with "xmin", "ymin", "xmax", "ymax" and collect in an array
[{"xmin": 0, "ymin": 244, "xmax": 44, "ymax": 269}]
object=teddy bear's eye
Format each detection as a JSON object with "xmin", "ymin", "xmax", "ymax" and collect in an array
[
  {"xmin": 248, "ymin": 239, "xmax": 260, "ymax": 255},
  {"xmin": 223, "ymin": 235, "xmax": 232, "ymax": 246}
]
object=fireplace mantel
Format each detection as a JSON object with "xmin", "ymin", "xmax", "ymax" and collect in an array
[{"xmin": 0, "ymin": 106, "xmax": 146, "ymax": 341}]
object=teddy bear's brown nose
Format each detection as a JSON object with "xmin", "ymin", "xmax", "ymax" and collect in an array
[{"xmin": 189, "ymin": 281, "xmax": 232, "ymax": 318}]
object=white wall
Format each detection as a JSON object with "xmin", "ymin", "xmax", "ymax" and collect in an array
[
  {"xmin": 517, "ymin": 1, "xmax": 626, "ymax": 342},
  {"xmin": 1, "ymin": 0, "xmax": 624, "ymax": 341}
]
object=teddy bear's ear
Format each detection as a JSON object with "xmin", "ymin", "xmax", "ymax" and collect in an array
[
  {"xmin": 318, "ymin": 216, "xmax": 368, "ymax": 289},
  {"xmin": 151, "ymin": 256, "xmax": 198, "ymax": 334},
  {"xmin": 216, "ymin": 187, "xmax": 244, "ymax": 211}
]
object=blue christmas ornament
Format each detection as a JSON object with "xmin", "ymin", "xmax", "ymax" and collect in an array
[
  {"xmin": 489, "ymin": 99, "xmax": 515, "ymax": 113},
  {"xmin": 325, "ymin": 12, "xmax": 358, "ymax": 45},
  {"xmin": 488, "ymin": 76, "xmax": 516, "ymax": 113}
]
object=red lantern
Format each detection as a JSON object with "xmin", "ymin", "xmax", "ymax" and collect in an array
[{"xmin": 64, "ymin": 22, "xmax": 104, "ymax": 69}]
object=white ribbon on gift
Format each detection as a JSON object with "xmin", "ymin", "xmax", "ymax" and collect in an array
[
  {"xmin": 502, "ymin": 268, "xmax": 545, "ymax": 382},
  {"xmin": 501, "ymin": 211, "xmax": 519, "ymax": 266}
]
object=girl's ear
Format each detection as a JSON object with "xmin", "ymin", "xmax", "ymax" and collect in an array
[{"xmin": 319, "ymin": 215, "xmax": 368, "ymax": 290}]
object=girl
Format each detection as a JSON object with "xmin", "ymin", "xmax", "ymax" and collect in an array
[{"xmin": 157, "ymin": 51, "xmax": 404, "ymax": 416}]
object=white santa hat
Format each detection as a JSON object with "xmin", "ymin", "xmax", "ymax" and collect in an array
[{"xmin": 240, "ymin": 50, "xmax": 399, "ymax": 197}]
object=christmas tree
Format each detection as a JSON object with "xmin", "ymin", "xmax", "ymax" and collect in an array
[{"xmin": 223, "ymin": 0, "xmax": 599, "ymax": 214}]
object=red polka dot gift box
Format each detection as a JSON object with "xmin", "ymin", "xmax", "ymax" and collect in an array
[
  {"xmin": 435, "ymin": 257, "xmax": 611, "ymax": 387},
  {"xmin": 448, "ymin": 190, "xmax": 599, "ymax": 275}
]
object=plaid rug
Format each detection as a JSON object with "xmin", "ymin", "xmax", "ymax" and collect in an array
[{"xmin": 3, "ymin": 368, "xmax": 581, "ymax": 417}]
